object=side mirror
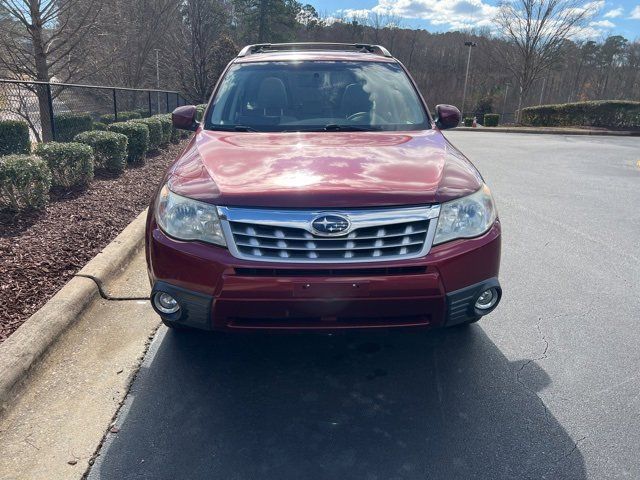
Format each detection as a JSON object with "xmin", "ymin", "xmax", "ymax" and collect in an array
[
  {"xmin": 172, "ymin": 105, "xmax": 198, "ymax": 131},
  {"xmin": 434, "ymin": 104, "xmax": 461, "ymax": 130}
]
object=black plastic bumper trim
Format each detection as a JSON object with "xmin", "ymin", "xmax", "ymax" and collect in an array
[
  {"xmin": 445, "ymin": 277, "xmax": 502, "ymax": 326},
  {"xmin": 151, "ymin": 281, "xmax": 213, "ymax": 329}
]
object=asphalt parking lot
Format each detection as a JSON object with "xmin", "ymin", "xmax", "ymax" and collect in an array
[{"xmin": 88, "ymin": 132, "xmax": 640, "ymax": 480}]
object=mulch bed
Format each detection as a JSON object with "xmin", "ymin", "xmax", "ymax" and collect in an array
[{"xmin": 0, "ymin": 141, "xmax": 186, "ymax": 342}]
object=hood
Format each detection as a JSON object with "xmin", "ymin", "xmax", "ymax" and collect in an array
[{"xmin": 168, "ymin": 128, "xmax": 482, "ymax": 208}]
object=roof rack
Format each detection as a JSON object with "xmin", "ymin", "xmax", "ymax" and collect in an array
[{"xmin": 237, "ymin": 42, "xmax": 393, "ymax": 58}]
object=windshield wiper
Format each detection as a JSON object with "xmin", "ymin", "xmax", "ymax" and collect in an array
[
  {"xmin": 322, "ymin": 124, "xmax": 381, "ymax": 132},
  {"xmin": 211, "ymin": 125, "xmax": 259, "ymax": 132},
  {"xmin": 283, "ymin": 124, "xmax": 381, "ymax": 132}
]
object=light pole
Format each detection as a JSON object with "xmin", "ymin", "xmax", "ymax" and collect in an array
[
  {"xmin": 501, "ymin": 83, "xmax": 510, "ymax": 122},
  {"xmin": 461, "ymin": 41, "xmax": 477, "ymax": 118},
  {"xmin": 538, "ymin": 76, "xmax": 547, "ymax": 105},
  {"xmin": 155, "ymin": 49, "xmax": 161, "ymax": 113}
]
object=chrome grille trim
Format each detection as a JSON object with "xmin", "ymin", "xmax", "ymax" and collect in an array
[{"xmin": 218, "ymin": 205, "xmax": 441, "ymax": 264}]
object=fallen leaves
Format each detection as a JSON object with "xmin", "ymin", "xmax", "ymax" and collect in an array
[{"xmin": 0, "ymin": 143, "xmax": 186, "ymax": 343}]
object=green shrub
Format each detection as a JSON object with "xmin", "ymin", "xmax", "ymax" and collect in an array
[
  {"xmin": 135, "ymin": 108, "xmax": 151, "ymax": 118},
  {"xmin": 53, "ymin": 112, "xmax": 93, "ymax": 142},
  {"xmin": 0, "ymin": 155, "xmax": 51, "ymax": 211},
  {"xmin": 153, "ymin": 114, "xmax": 172, "ymax": 146},
  {"xmin": 520, "ymin": 101, "xmax": 640, "ymax": 129},
  {"xmin": 108, "ymin": 121, "xmax": 149, "ymax": 165},
  {"xmin": 93, "ymin": 122, "xmax": 108, "ymax": 131},
  {"xmin": 100, "ymin": 113, "xmax": 116, "ymax": 124},
  {"xmin": 484, "ymin": 114, "xmax": 500, "ymax": 127},
  {"xmin": 0, "ymin": 120, "xmax": 30, "ymax": 155},
  {"xmin": 170, "ymin": 119, "xmax": 181, "ymax": 144},
  {"xmin": 119, "ymin": 111, "xmax": 142, "ymax": 122},
  {"xmin": 74, "ymin": 131, "xmax": 128, "ymax": 174},
  {"xmin": 35, "ymin": 142, "xmax": 94, "ymax": 189},
  {"xmin": 195, "ymin": 104, "xmax": 207, "ymax": 122},
  {"xmin": 132, "ymin": 117, "xmax": 163, "ymax": 151},
  {"xmin": 463, "ymin": 117, "xmax": 473, "ymax": 127},
  {"xmin": 100, "ymin": 111, "xmax": 141, "ymax": 124}
]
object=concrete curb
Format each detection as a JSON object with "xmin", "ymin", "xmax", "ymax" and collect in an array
[
  {"xmin": 456, "ymin": 126, "xmax": 640, "ymax": 136},
  {"xmin": 0, "ymin": 208, "xmax": 149, "ymax": 415}
]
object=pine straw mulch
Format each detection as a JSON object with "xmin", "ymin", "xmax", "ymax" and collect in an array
[{"xmin": 0, "ymin": 141, "xmax": 187, "ymax": 342}]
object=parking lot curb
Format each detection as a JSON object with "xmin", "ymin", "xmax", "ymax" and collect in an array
[
  {"xmin": 0, "ymin": 209, "xmax": 149, "ymax": 416},
  {"xmin": 456, "ymin": 126, "xmax": 639, "ymax": 136}
]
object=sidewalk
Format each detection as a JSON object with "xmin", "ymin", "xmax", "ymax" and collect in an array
[
  {"xmin": 456, "ymin": 126, "xmax": 639, "ymax": 136},
  {"xmin": 0, "ymin": 251, "xmax": 159, "ymax": 479}
]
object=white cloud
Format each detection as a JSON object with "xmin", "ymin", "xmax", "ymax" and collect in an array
[
  {"xmin": 375, "ymin": 0, "xmax": 499, "ymax": 28},
  {"xmin": 339, "ymin": 8, "xmax": 374, "ymax": 19},
  {"xmin": 603, "ymin": 7, "xmax": 623, "ymax": 17},
  {"xmin": 332, "ymin": 0, "xmax": 615, "ymax": 38},
  {"xmin": 341, "ymin": 0, "xmax": 499, "ymax": 30},
  {"xmin": 589, "ymin": 19, "xmax": 615, "ymax": 28},
  {"xmin": 631, "ymin": 5, "xmax": 640, "ymax": 19}
]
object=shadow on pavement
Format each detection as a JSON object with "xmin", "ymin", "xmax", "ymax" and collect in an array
[{"xmin": 90, "ymin": 326, "xmax": 586, "ymax": 480}]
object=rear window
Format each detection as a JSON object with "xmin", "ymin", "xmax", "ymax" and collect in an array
[{"xmin": 205, "ymin": 61, "xmax": 429, "ymax": 132}]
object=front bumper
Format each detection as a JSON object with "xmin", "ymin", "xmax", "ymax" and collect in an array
[{"xmin": 146, "ymin": 219, "xmax": 501, "ymax": 331}]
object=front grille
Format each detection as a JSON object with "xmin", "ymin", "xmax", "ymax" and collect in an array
[
  {"xmin": 230, "ymin": 220, "xmax": 429, "ymax": 261},
  {"xmin": 219, "ymin": 205, "xmax": 440, "ymax": 264}
]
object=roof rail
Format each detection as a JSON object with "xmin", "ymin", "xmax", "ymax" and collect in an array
[{"xmin": 237, "ymin": 42, "xmax": 393, "ymax": 58}]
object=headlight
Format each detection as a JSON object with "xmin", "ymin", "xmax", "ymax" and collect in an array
[
  {"xmin": 434, "ymin": 184, "xmax": 497, "ymax": 245},
  {"xmin": 155, "ymin": 185, "xmax": 226, "ymax": 246}
]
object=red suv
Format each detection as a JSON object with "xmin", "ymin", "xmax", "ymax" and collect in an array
[{"xmin": 146, "ymin": 43, "xmax": 501, "ymax": 331}]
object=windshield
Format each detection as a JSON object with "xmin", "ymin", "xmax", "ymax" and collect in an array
[{"xmin": 205, "ymin": 61, "xmax": 429, "ymax": 132}]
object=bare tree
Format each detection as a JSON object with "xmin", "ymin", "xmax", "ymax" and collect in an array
[
  {"xmin": 164, "ymin": 0, "xmax": 236, "ymax": 103},
  {"xmin": 0, "ymin": 0, "xmax": 101, "ymax": 139},
  {"xmin": 493, "ymin": 0, "xmax": 597, "ymax": 121}
]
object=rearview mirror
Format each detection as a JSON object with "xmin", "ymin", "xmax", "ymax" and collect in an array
[
  {"xmin": 172, "ymin": 105, "xmax": 198, "ymax": 131},
  {"xmin": 434, "ymin": 104, "xmax": 461, "ymax": 130}
]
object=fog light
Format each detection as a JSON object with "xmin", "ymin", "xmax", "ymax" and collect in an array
[
  {"xmin": 154, "ymin": 292, "xmax": 180, "ymax": 314},
  {"xmin": 475, "ymin": 288, "xmax": 499, "ymax": 310}
]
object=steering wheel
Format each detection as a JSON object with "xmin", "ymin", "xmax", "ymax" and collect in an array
[{"xmin": 346, "ymin": 112, "xmax": 369, "ymax": 122}]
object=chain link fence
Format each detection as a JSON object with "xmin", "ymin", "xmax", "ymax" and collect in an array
[{"xmin": 0, "ymin": 79, "xmax": 188, "ymax": 143}]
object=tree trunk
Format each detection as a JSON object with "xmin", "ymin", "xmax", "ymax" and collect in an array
[
  {"xmin": 258, "ymin": 0, "xmax": 268, "ymax": 42},
  {"xmin": 29, "ymin": 3, "xmax": 53, "ymax": 141}
]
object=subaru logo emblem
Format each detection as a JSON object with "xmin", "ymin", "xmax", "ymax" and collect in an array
[{"xmin": 311, "ymin": 214, "xmax": 351, "ymax": 236}]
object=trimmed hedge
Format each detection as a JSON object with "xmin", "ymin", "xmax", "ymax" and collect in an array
[
  {"xmin": 35, "ymin": 142, "xmax": 94, "ymax": 189},
  {"xmin": 135, "ymin": 108, "xmax": 151, "ymax": 118},
  {"xmin": 0, "ymin": 120, "xmax": 30, "ymax": 155},
  {"xmin": 153, "ymin": 114, "xmax": 172, "ymax": 146},
  {"xmin": 74, "ymin": 131, "xmax": 128, "ymax": 174},
  {"xmin": 0, "ymin": 155, "xmax": 51, "ymax": 211},
  {"xmin": 119, "ymin": 111, "xmax": 142, "ymax": 122},
  {"xmin": 195, "ymin": 104, "xmax": 207, "ymax": 122},
  {"xmin": 100, "ymin": 114, "xmax": 116, "ymax": 124},
  {"xmin": 108, "ymin": 121, "xmax": 149, "ymax": 165},
  {"xmin": 463, "ymin": 117, "xmax": 473, "ymax": 127},
  {"xmin": 170, "ymin": 118, "xmax": 181, "ymax": 144},
  {"xmin": 100, "ymin": 111, "xmax": 142, "ymax": 124},
  {"xmin": 132, "ymin": 117, "xmax": 163, "ymax": 151},
  {"xmin": 94, "ymin": 122, "xmax": 108, "ymax": 131},
  {"xmin": 484, "ymin": 114, "xmax": 500, "ymax": 127},
  {"xmin": 520, "ymin": 101, "xmax": 640, "ymax": 129},
  {"xmin": 53, "ymin": 112, "xmax": 93, "ymax": 142}
]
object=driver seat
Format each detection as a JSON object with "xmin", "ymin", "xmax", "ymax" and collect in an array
[
  {"xmin": 257, "ymin": 77, "xmax": 288, "ymax": 117},
  {"xmin": 340, "ymin": 83, "xmax": 372, "ymax": 119}
]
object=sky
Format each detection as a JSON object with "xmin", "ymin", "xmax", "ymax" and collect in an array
[{"xmin": 307, "ymin": 0, "xmax": 640, "ymax": 40}]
